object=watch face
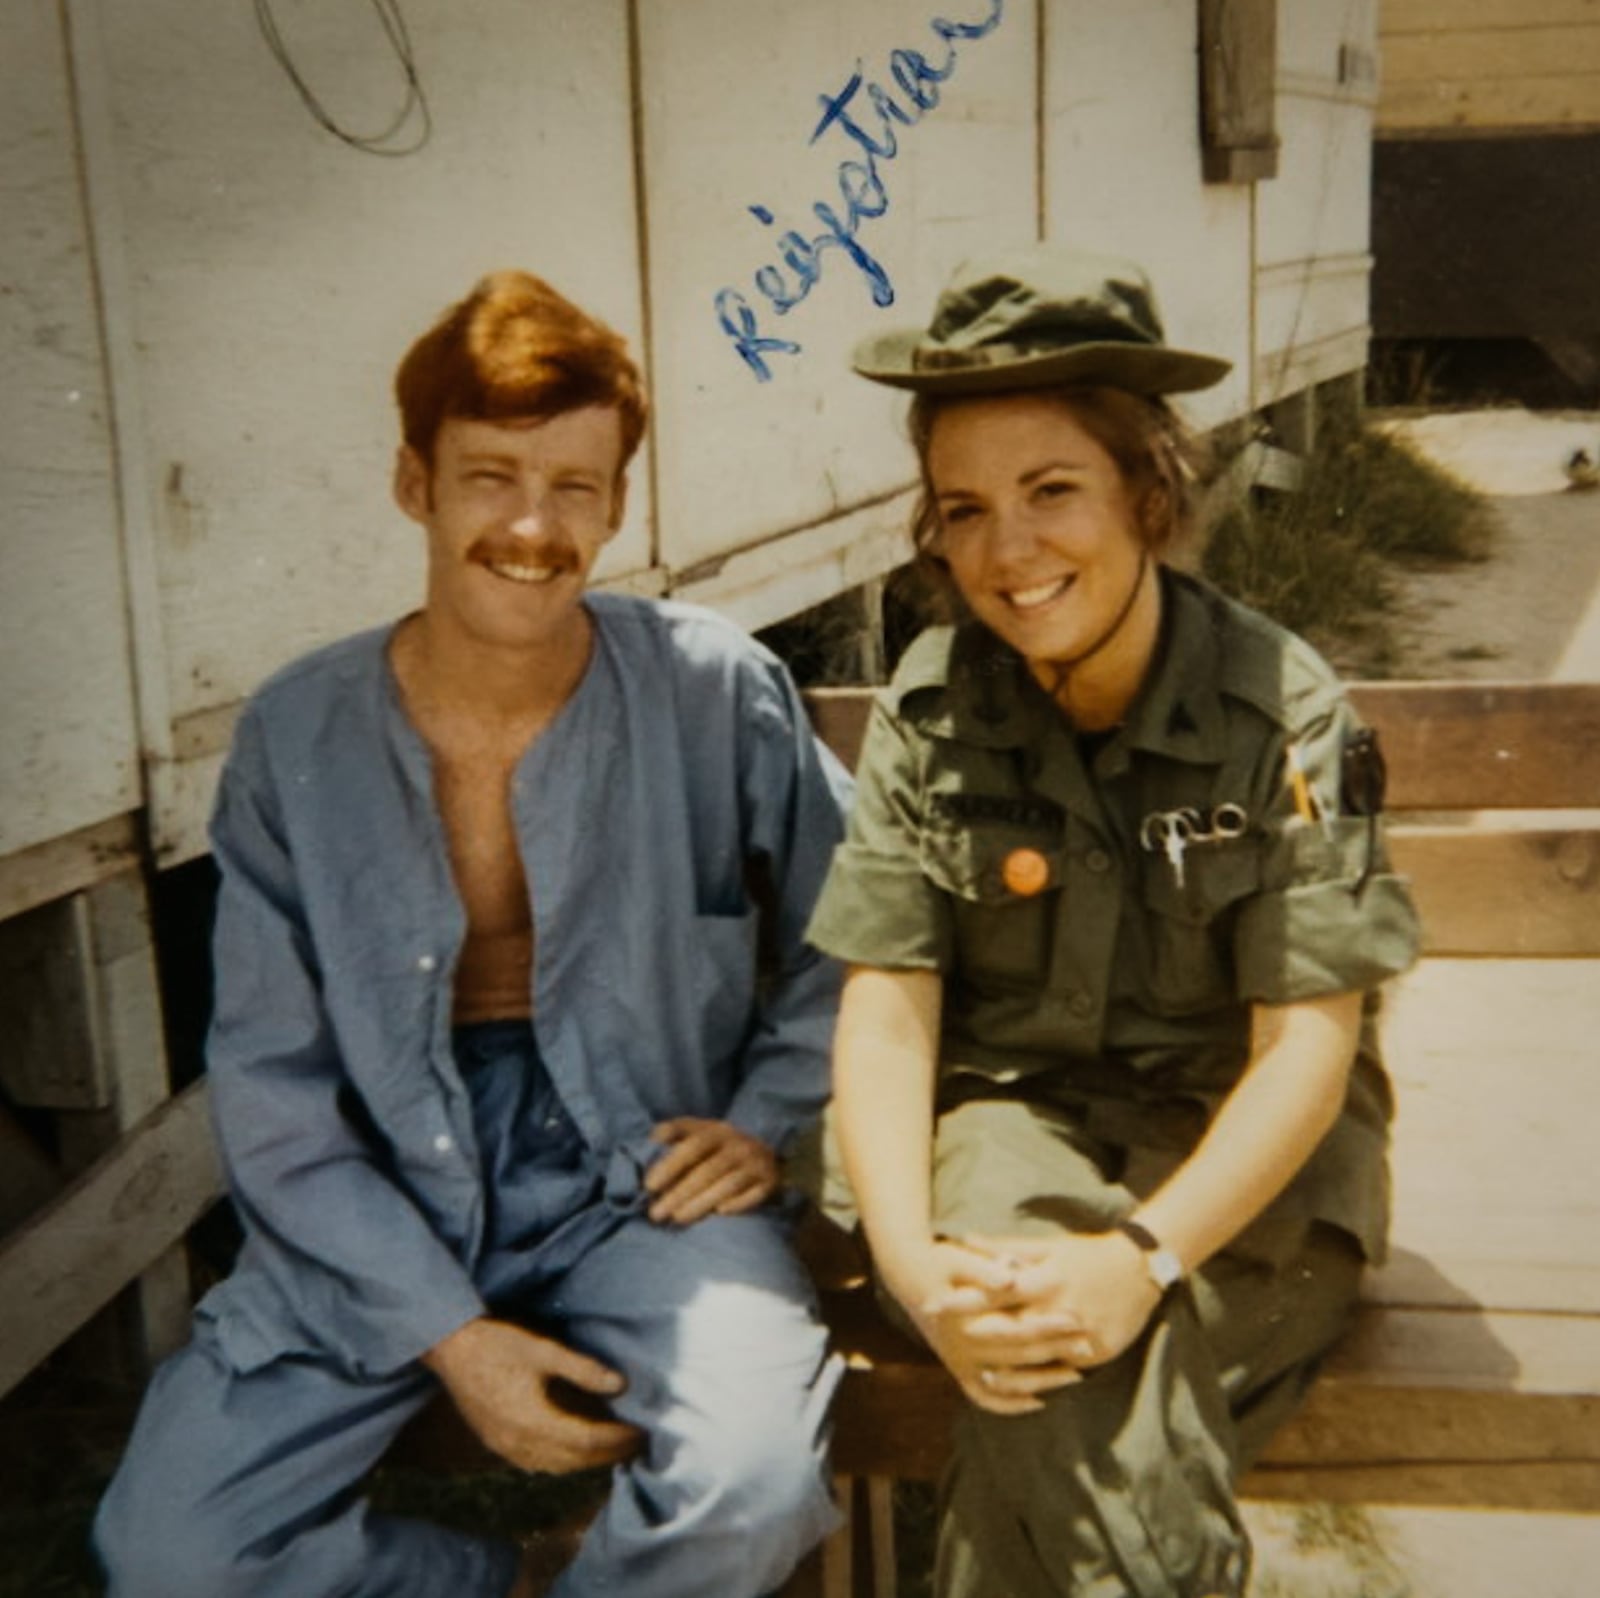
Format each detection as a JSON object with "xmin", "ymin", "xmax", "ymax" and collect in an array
[
  {"xmin": 1148, "ymin": 1248, "xmax": 1184, "ymax": 1291},
  {"xmin": 1116, "ymin": 1219, "xmax": 1183, "ymax": 1290}
]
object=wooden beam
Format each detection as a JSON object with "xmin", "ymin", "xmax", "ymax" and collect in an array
[
  {"xmin": 1198, "ymin": 0, "xmax": 1280, "ymax": 184},
  {"xmin": 1248, "ymin": 1312, "xmax": 1600, "ymax": 1510},
  {"xmin": 1383, "ymin": 24, "xmax": 1600, "ymax": 86},
  {"xmin": 0, "ymin": 813, "xmax": 141, "ymax": 923},
  {"xmin": 1254, "ymin": 328, "xmax": 1372, "ymax": 411},
  {"xmin": 1243, "ymin": 1459, "xmax": 1600, "ymax": 1511},
  {"xmin": 1333, "ymin": 683, "xmax": 1600, "ymax": 810},
  {"xmin": 1391, "ymin": 826, "xmax": 1600, "ymax": 956},
  {"xmin": 1384, "ymin": 1, "xmax": 1600, "ymax": 40},
  {"xmin": 1370, "ymin": 1249, "xmax": 1600, "ymax": 1318},
  {"xmin": 820, "ymin": 1479, "xmax": 855, "ymax": 1598},
  {"xmin": 1203, "ymin": 145, "xmax": 1280, "ymax": 185},
  {"xmin": 0, "ymin": 1079, "xmax": 221, "ymax": 1400},
  {"xmin": 866, "ymin": 1477, "xmax": 896, "ymax": 1597},
  {"xmin": 1380, "ymin": 72, "xmax": 1600, "ymax": 135},
  {"xmin": 670, "ymin": 492, "xmax": 913, "ymax": 633},
  {"xmin": 1319, "ymin": 1304, "xmax": 1600, "ymax": 1400}
]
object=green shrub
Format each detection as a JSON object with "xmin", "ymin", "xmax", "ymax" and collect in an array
[
  {"xmin": 1201, "ymin": 417, "xmax": 1495, "ymax": 670},
  {"xmin": 1201, "ymin": 500, "xmax": 1394, "ymax": 653},
  {"xmin": 1319, "ymin": 425, "xmax": 1493, "ymax": 564}
]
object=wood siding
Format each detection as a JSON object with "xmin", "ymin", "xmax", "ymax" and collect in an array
[{"xmin": 1379, "ymin": 0, "xmax": 1600, "ymax": 133}]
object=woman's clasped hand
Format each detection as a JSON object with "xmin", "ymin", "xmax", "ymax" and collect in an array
[{"xmin": 894, "ymin": 1229, "xmax": 1164, "ymax": 1414}]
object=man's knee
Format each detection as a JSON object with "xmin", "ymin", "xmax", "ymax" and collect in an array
[
  {"xmin": 95, "ymin": 1474, "xmax": 244, "ymax": 1598},
  {"xmin": 724, "ymin": 1407, "xmax": 834, "ymax": 1526},
  {"xmin": 660, "ymin": 1385, "xmax": 837, "ymax": 1541}
]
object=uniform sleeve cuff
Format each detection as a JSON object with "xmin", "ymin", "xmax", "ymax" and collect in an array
[{"xmin": 1235, "ymin": 874, "xmax": 1422, "ymax": 1003}]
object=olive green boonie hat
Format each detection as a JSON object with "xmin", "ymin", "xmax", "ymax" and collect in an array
[{"xmin": 851, "ymin": 245, "xmax": 1231, "ymax": 397}]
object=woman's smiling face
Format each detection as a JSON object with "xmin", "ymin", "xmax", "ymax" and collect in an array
[{"xmin": 926, "ymin": 391, "xmax": 1151, "ymax": 672}]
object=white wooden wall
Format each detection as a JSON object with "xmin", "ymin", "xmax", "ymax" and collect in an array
[
  {"xmin": 1257, "ymin": 0, "xmax": 1379, "ymax": 404},
  {"xmin": 1041, "ymin": 0, "xmax": 1254, "ymax": 431},
  {"xmin": 1, "ymin": 0, "xmax": 1377, "ymax": 885},
  {"xmin": 640, "ymin": 0, "xmax": 1033, "ymax": 618},
  {"xmin": 0, "ymin": 5, "xmax": 141, "ymax": 873}
]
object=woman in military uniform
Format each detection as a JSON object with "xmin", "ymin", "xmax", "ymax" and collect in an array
[{"xmin": 806, "ymin": 247, "xmax": 1421, "ymax": 1598}]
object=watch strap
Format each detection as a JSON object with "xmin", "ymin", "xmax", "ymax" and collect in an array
[
  {"xmin": 1114, "ymin": 1218, "xmax": 1184, "ymax": 1291},
  {"xmin": 1116, "ymin": 1218, "xmax": 1162, "ymax": 1252}
]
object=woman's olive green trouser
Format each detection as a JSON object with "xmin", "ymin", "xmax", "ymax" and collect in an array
[{"xmin": 910, "ymin": 1095, "xmax": 1367, "ymax": 1598}]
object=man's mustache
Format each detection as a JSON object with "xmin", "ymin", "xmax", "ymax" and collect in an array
[{"xmin": 467, "ymin": 533, "xmax": 581, "ymax": 571}]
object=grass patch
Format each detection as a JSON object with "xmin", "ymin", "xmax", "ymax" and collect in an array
[
  {"xmin": 1248, "ymin": 1502, "xmax": 1413, "ymax": 1598},
  {"xmin": 1201, "ymin": 419, "xmax": 1495, "ymax": 674},
  {"xmin": 1338, "ymin": 427, "xmax": 1494, "ymax": 565},
  {"xmin": 1202, "ymin": 498, "xmax": 1396, "ymax": 663}
]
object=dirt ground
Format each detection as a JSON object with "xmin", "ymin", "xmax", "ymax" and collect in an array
[
  {"xmin": 1378, "ymin": 409, "xmax": 1600, "ymax": 682},
  {"xmin": 1245, "ymin": 407, "xmax": 1600, "ymax": 1598}
]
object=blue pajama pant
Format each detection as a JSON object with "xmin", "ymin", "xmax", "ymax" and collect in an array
[{"xmin": 95, "ymin": 1022, "xmax": 841, "ymax": 1597}]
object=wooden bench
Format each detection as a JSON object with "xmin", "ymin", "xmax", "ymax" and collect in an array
[
  {"xmin": 801, "ymin": 680, "xmax": 1600, "ymax": 1596},
  {"xmin": 2, "ymin": 681, "xmax": 1597, "ymax": 1596}
]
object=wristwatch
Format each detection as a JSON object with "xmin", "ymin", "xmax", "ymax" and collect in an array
[{"xmin": 1115, "ymin": 1218, "xmax": 1185, "ymax": 1293}]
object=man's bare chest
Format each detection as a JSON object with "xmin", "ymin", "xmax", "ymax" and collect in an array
[{"xmin": 432, "ymin": 745, "xmax": 532, "ymax": 935}]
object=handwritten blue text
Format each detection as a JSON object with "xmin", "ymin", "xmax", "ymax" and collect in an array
[{"xmin": 715, "ymin": 0, "xmax": 1007, "ymax": 382}]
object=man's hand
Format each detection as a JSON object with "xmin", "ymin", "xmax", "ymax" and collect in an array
[
  {"xmin": 421, "ymin": 1317, "xmax": 641, "ymax": 1475},
  {"xmin": 644, "ymin": 1117, "xmax": 779, "ymax": 1224}
]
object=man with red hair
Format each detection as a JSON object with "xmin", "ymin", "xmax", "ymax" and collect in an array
[{"xmin": 96, "ymin": 272, "xmax": 847, "ymax": 1598}]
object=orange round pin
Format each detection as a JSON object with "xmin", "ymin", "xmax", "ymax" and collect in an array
[{"xmin": 1001, "ymin": 847, "xmax": 1050, "ymax": 897}]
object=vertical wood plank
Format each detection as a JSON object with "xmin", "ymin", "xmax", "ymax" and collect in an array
[
  {"xmin": 1199, "ymin": 0, "xmax": 1280, "ymax": 182},
  {"xmin": 867, "ymin": 1477, "xmax": 898, "ymax": 1598},
  {"xmin": 92, "ymin": 872, "xmax": 193, "ymax": 1368},
  {"xmin": 822, "ymin": 1475, "xmax": 856, "ymax": 1598},
  {"xmin": 0, "ymin": 1, "xmax": 141, "ymax": 861}
]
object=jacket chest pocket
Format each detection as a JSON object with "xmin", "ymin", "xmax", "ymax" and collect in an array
[
  {"xmin": 920, "ymin": 822, "xmax": 1063, "ymax": 987},
  {"xmin": 1139, "ymin": 838, "xmax": 1261, "ymax": 1014}
]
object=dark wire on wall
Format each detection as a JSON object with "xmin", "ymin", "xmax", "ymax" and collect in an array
[{"xmin": 253, "ymin": 0, "xmax": 432, "ymax": 157}]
